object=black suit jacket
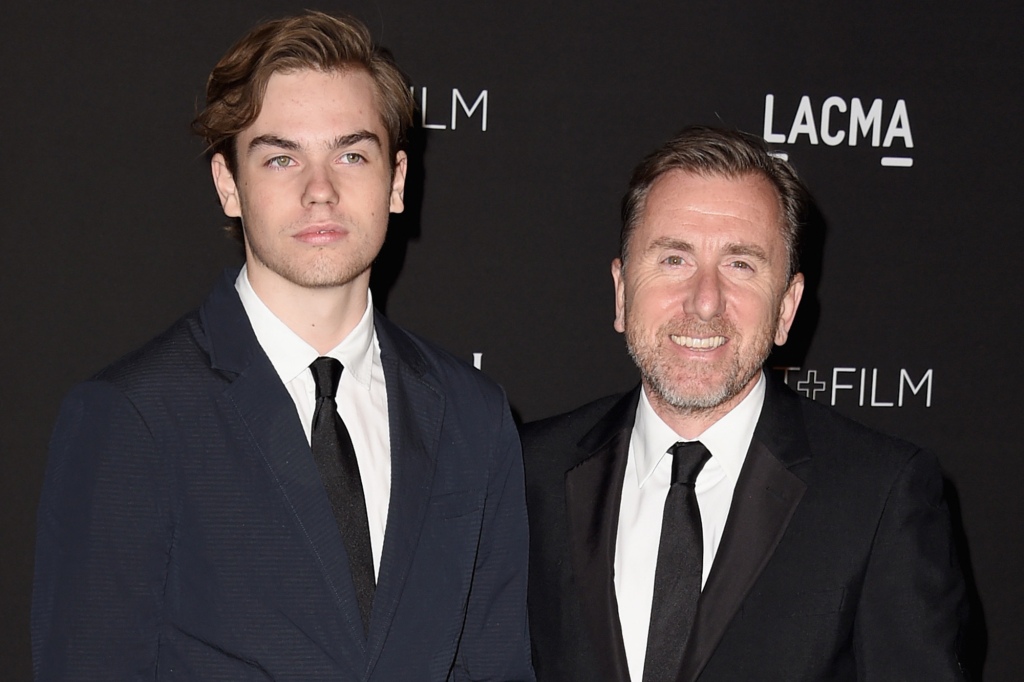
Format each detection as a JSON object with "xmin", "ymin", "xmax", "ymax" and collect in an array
[
  {"xmin": 523, "ymin": 376, "xmax": 966, "ymax": 681},
  {"xmin": 33, "ymin": 270, "xmax": 534, "ymax": 681}
]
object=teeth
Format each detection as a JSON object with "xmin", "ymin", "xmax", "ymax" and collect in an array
[{"xmin": 670, "ymin": 334, "xmax": 726, "ymax": 349}]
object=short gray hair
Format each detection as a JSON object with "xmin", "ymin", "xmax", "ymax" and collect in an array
[{"xmin": 620, "ymin": 125, "xmax": 808, "ymax": 282}]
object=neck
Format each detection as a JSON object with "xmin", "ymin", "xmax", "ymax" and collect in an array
[{"xmin": 247, "ymin": 266, "xmax": 370, "ymax": 355}]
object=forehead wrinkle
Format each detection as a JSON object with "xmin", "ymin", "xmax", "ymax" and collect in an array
[{"xmin": 680, "ymin": 201, "xmax": 772, "ymax": 222}]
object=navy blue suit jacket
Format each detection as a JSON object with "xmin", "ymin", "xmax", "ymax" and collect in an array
[{"xmin": 33, "ymin": 270, "xmax": 534, "ymax": 681}]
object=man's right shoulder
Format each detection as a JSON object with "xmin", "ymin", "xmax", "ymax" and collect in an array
[
  {"xmin": 520, "ymin": 391, "xmax": 629, "ymax": 459},
  {"xmin": 88, "ymin": 309, "xmax": 213, "ymax": 397}
]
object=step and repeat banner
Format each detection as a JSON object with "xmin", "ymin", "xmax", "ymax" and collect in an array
[{"xmin": 2, "ymin": 1, "xmax": 1020, "ymax": 678}]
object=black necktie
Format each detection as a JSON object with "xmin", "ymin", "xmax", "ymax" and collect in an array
[
  {"xmin": 309, "ymin": 357, "xmax": 375, "ymax": 634},
  {"xmin": 643, "ymin": 441, "xmax": 712, "ymax": 682}
]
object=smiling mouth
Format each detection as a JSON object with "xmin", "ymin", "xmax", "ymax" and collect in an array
[{"xmin": 670, "ymin": 334, "xmax": 726, "ymax": 350}]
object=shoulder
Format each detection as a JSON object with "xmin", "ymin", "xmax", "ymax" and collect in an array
[
  {"xmin": 521, "ymin": 392, "xmax": 626, "ymax": 448},
  {"xmin": 800, "ymin": 390, "xmax": 919, "ymax": 461},
  {"xmin": 59, "ymin": 309, "xmax": 224, "ymax": 431},
  {"xmin": 519, "ymin": 390, "xmax": 634, "ymax": 486},
  {"xmin": 376, "ymin": 314, "xmax": 503, "ymax": 397},
  {"xmin": 766, "ymin": 379, "xmax": 931, "ymax": 487},
  {"xmin": 95, "ymin": 312, "xmax": 206, "ymax": 380},
  {"xmin": 47, "ymin": 313, "xmax": 211, "ymax": 477}
]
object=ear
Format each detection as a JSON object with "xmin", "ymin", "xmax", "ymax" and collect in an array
[
  {"xmin": 211, "ymin": 153, "xmax": 242, "ymax": 218},
  {"xmin": 612, "ymin": 258, "xmax": 627, "ymax": 334},
  {"xmin": 389, "ymin": 151, "xmax": 408, "ymax": 214},
  {"xmin": 774, "ymin": 272, "xmax": 805, "ymax": 346}
]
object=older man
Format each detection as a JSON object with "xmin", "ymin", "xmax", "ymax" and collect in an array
[
  {"xmin": 32, "ymin": 12, "xmax": 532, "ymax": 681},
  {"xmin": 524, "ymin": 126, "xmax": 966, "ymax": 681}
]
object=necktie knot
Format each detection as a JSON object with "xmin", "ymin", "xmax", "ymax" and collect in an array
[
  {"xmin": 668, "ymin": 441, "xmax": 711, "ymax": 486},
  {"xmin": 310, "ymin": 357, "xmax": 343, "ymax": 400}
]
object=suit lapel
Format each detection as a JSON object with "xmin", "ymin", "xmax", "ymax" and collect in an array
[
  {"xmin": 677, "ymin": 376, "xmax": 810, "ymax": 682},
  {"xmin": 564, "ymin": 388, "xmax": 640, "ymax": 682},
  {"xmin": 201, "ymin": 270, "xmax": 370, "ymax": 659},
  {"xmin": 363, "ymin": 314, "xmax": 443, "ymax": 678}
]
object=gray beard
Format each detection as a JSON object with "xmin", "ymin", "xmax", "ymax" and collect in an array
[
  {"xmin": 628, "ymin": 340, "xmax": 763, "ymax": 416},
  {"xmin": 623, "ymin": 314, "xmax": 776, "ymax": 418}
]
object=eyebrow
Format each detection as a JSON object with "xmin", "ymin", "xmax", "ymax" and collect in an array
[
  {"xmin": 247, "ymin": 134, "xmax": 300, "ymax": 153},
  {"xmin": 723, "ymin": 243, "xmax": 770, "ymax": 263},
  {"xmin": 246, "ymin": 130, "xmax": 383, "ymax": 154},
  {"xmin": 647, "ymin": 237, "xmax": 694, "ymax": 253},
  {"xmin": 647, "ymin": 237, "xmax": 770, "ymax": 263}
]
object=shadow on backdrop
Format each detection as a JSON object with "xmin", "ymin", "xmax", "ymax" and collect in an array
[
  {"xmin": 767, "ymin": 195, "xmax": 825, "ymax": 370},
  {"xmin": 946, "ymin": 480, "xmax": 988, "ymax": 679},
  {"xmin": 371, "ymin": 115, "xmax": 428, "ymax": 314}
]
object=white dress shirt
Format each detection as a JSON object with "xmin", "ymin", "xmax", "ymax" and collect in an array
[
  {"xmin": 235, "ymin": 266, "xmax": 391, "ymax": 578},
  {"xmin": 614, "ymin": 373, "xmax": 766, "ymax": 682}
]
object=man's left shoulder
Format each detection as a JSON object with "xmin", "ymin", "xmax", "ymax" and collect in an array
[
  {"xmin": 779, "ymin": 381, "xmax": 932, "ymax": 478},
  {"xmin": 376, "ymin": 313, "xmax": 508, "ymax": 410}
]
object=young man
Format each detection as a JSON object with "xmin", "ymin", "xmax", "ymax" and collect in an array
[
  {"xmin": 524, "ymin": 126, "xmax": 967, "ymax": 681},
  {"xmin": 32, "ymin": 12, "xmax": 533, "ymax": 681}
]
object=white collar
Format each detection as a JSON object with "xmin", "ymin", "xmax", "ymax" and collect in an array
[
  {"xmin": 235, "ymin": 264, "xmax": 376, "ymax": 388},
  {"xmin": 632, "ymin": 372, "xmax": 766, "ymax": 487}
]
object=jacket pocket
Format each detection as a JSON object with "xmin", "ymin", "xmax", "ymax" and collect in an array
[{"xmin": 743, "ymin": 586, "xmax": 847, "ymax": 618}]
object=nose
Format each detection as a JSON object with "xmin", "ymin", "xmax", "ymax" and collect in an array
[
  {"xmin": 301, "ymin": 164, "xmax": 339, "ymax": 206},
  {"xmin": 684, "ymin": 265, "xmax": 726, "ymax": 321}
]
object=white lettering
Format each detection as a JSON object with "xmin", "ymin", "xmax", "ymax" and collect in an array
[
  {"xmin": 883, "ymin": 99, "xmax": 914, "ymax": 148},
  {"xmin": 763, "ymin": 94, "xmax": 786, "ymax": 143},
  {"xmin": 870, "ymin": 368, "xmax": 894, "ymax": 407},
  {"xmin": 418, "ymin": 87, "xmax": 447, "ymax": 130},
  {"xmin": 765, "ymin": 95, "xmax": 912, "ymax": 153},
  {"xmin": 473, "ymin": 352, "xmax": 483, "ymax": 370},
  {"xmin": 776, "ymin": 366, "xmax": 801, "ymax": 386},
  {"xmin": 899, "ymin": 369, "xmax": 932, "ymax": 407},
  {"xmin": 820, "ymin": 96, "xmax": 847, "ymax": 146},
  {"xmin": 831, "ymin": 367, "xmax": 857, "ymax": 405},
  {"xmin": 787, "ymin": 96, "xmax": 819, "ymax": 145},
  {"xmin": 850, "ymin": 98, "xmax": 883, "ymax": 146},
  {"xmin": 451, "ymin": 89, "xmax": 488, "ymax": 131}
]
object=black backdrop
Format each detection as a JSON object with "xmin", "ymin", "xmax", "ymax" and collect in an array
[{"xmin": 3, "ymin": 2, "xmax": 1021, "ymax": 679}]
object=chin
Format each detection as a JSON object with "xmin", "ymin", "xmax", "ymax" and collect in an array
[
  {"xmin": 661, "ymin": 386, "xmax": 733, "ymax": 413},
  {"xmin": 650, "ymin": 365, "xmax": 759, "ymax": 413},
  {"xmin": 280, "ymin": 257, "xmax": 373, "ymax": 290}
]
